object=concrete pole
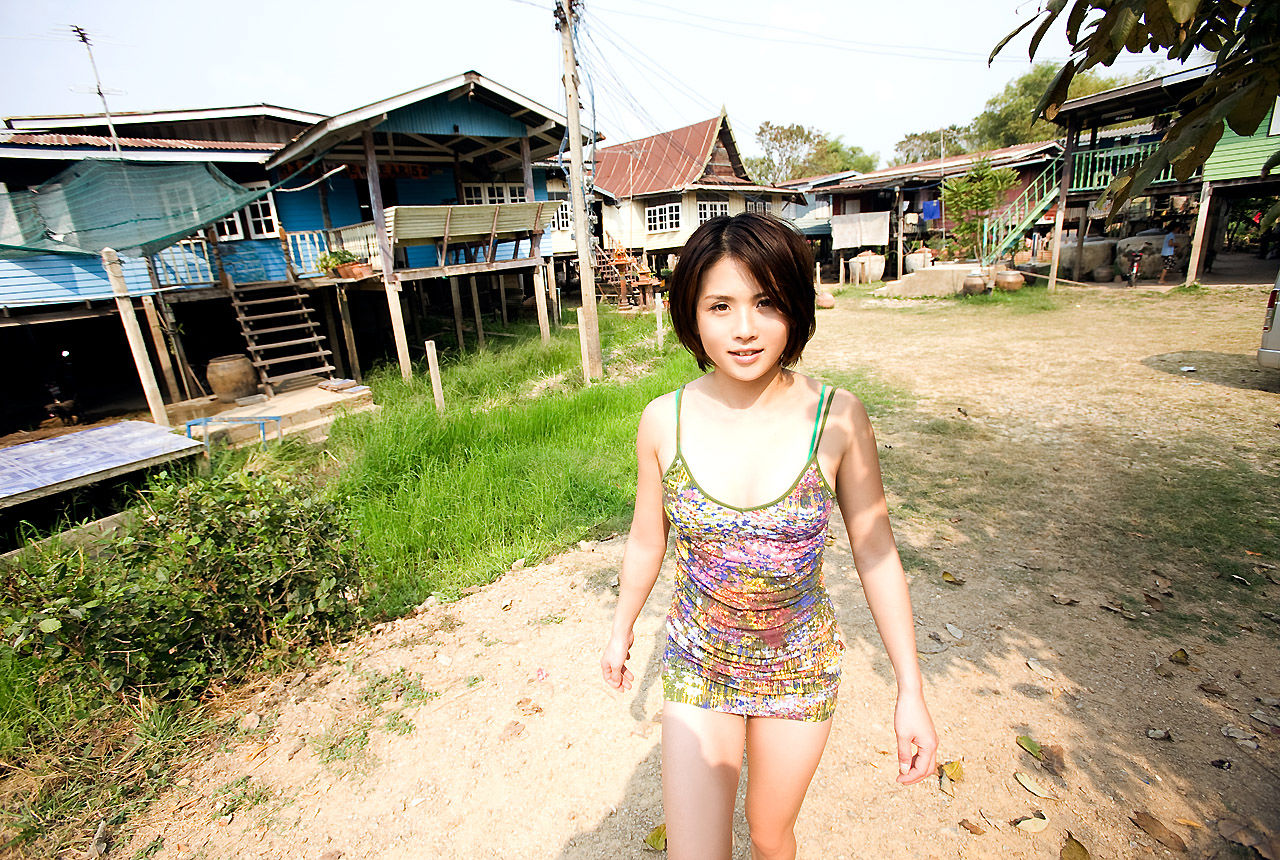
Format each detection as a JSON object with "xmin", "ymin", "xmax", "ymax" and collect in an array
[
  {"xmin": 1185, "ymin": 181, "xmax": 1213, "ymax": 287},
  {"xmin": 102, "ymin": 248, "xmax": 168, "ymax": 427},
  {"xmin": 557, "ymin": 0, "xmax": 603, "ymax": 379}
]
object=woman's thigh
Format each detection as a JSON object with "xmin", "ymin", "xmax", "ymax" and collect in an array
[
  {"xmin": 662, "ymin": 701, "xmax": 747, "ymax": 860},
  {"xmin": 743, "ymin": 716, "xmax": 833, "ymax": 846}
]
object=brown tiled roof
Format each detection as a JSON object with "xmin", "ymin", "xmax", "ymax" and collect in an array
[
  {"xmin": 0, "ymin": 133, "xmax": 278, "ymax": 151},
  {"xmin": 593, "ymin": 116, "xmax": 721, "ymax": 198}
]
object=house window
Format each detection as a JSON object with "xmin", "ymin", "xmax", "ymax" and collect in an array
[
  {"xmin": 697, "ymin": 200, "xmax": 729, "ymax": 223},
  {"xmin": 215, "ymin": 211, "xmax": 244, "ymax": 241},
  {"xmin": 461, "ymin": 182, "xmax": 526, "ymax": 205},
  {"xmin": 486, "ymin": 184, "xmax": 507, "ymax": 204},
  {"xmin": 745, "ymin": 198, "xmax": 771, "ymax": 214},
  {"xmin": 463, "ymin": 184, "xmax": 485, "ymax": 205},
  {"xmin": 645, "ymin": 201, "xmax": 682, "ymax": 233},
  {"xmin": 243, "ymin": 182, "xmax": 278, "ymax": 239},
  {"xmin": 159, "ymin": 183, "xmax": 198, "ymax": 220},
  {"xmin": 547, "ymin": 191, "xmax": 573, "ymax": 230},
  {"xmin": 507, "ymin": 184, "xmax": 527, "ymax": 203}
]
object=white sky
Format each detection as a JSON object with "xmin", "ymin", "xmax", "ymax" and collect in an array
[{"xmin": 0, "ymin": 0, "xmax": 1173, "ymax": 167}]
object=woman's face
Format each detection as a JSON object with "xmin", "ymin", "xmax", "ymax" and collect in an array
[{"xmin": 694, "ymin": 257, "xmax": 790, "ymax": 381}]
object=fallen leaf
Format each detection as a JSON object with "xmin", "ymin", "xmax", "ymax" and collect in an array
[
  {"xmin": 1040, "ymin": 745, "xmax": 1067, "ymax": 777},
  {"xmin": 1198, "ymin": 682, "xmax": 1226, "ymax": 697},
  {"xmin": 959, "ymin": 819, "xmax": 985, "ymax": 835},
  {"xmin": 1015, "ymin": 771, "xmax": 1055, "ymax": 799},
  {"xmin": 1017, "ymin": 735, "xmax": 1045, "ymax": 760},
  {"xmin": 1174, "ymin": 819, "xmax": 1204, "ymax": 829},
  {"xmin": 1061, "ymin": 831, "xmax": 1092, "ymax": 860},
  {"xmin": 1026, "ymin": 658, "xmax": 1054, "ymax": 679},
  {"xmin": 643, "ymin": 823, "xmax": 667, "ymax": 850},
  {"xmin": 979, "ymin": 809, "xmax": 1002, "ymax": 831},
  {"xmin": 1218, "ymin": 819, "xmax": 1266, "ymax": 856},
  {"xmin": 1169, "ymin": 649, "xmax": 1190, "ymax": 665},
  {"xmin": 1251, "ymin": 710, "xmax": 1280, "ymax": 728},
  {"xmin": 516, "ymin": 697, "xmax": 542, "ymax": 716},
  {"xmin": 928, "ymin": 631, "xmax": 944, "ymax": 643},
  {"xmin": 946, "ymin": 623, "xmax": 963, "ymax": 640},
  {"xmin": 1014, "ymin": 813, "xmax": 1049, "ymax": 833},
  {"xmin": 939, "ymin": 773, "xmax": 956, "ymax": 797},
  {"xmin": 1052, "ymin": 595, "xmax": 1079, "ymax": 606},
  {"xmin": 499, "ymin": 720, "xmax": 525, "ymax": 741},
  {"xmin": 941, "ymin": 759, "xmax": 964, "ymax": 781},
  {"xmin": 1132, "ymin": 810, "xmax": 1187, "ymax": 852},
  {"xmin": 501, "ymin": 598, "xmax": 513, "ymax": 611},
  {"xmin": 1142, "ymin": 592, "xmax": 1164, "ymax": 611},
  {"xmin": 942, "ymin": 572, "xmax": 966, "ymax": 586}
]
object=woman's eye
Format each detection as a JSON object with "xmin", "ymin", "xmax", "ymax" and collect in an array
[
  {"xmin": 757, "ymin": 298, "xmax": 773, "ymax": 308},
  {"xmin": 710, "ymin": 303, "xmax": 729, "ymax": 311}
]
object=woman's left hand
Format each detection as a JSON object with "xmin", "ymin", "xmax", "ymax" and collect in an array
[{"xmin": 893, "ymin": 690, "xmax": 938, "ymax": 785}]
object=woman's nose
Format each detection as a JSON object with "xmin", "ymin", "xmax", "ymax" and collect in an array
[{"xmin": 732, "ymin": 308, "xmax": 757, "ymax": 339}]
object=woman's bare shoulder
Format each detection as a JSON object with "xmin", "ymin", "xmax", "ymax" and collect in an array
[{"xmin": 637, "ymin": 389, "xmax": 680, "ymax": 445}]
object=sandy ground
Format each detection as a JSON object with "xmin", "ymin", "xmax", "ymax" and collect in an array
[{"xmin": 120, "ymin": 278, "xmax": 1280, "ymax": 860}]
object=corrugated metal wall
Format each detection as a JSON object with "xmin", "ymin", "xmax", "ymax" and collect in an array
[{"xmin": 380, "ymin": 98, "xmax": 527, "ymax": 138}]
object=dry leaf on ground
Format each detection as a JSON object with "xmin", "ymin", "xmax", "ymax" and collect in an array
[
  {"xmin": 1169, "ymin": 648, "xmax": 1190, "ymax": 665},
  {"xmin": 1131, "ymin": 810, "xmax": 1187, "ymax": 853},
  {"xmin": 1040, "ymin": 744, "xmax": 1067, "ymax": 776},
  {"xmin": 1015, "ymin": 771, "xmax": 1055, "ymax": 799},
  {"xmin": 1026, "ymin": 658, "xmax": 1054, "ymax": 679},
  {"xmin": 1013, "ymin": 813, "xmax": 1049, "ymax": 833},
  {"xmin": 1051, "ymin": 594, "xmax": 1079, "ymax": 605},
  {"xmin": 643, "ymin": 823, "xmax": 667, "ymax": 850},
  {"xmin": 959, "ymin": 819, "xmax": 985, "ymax": 835},
  {"xmin": 1061, "ymin": 831, "xmax": 1091, "ymax": 860}
]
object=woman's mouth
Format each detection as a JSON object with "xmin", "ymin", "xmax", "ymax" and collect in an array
[{"xmin": 728, "ymin": 348, "xmax": 762, "ymax": 363}]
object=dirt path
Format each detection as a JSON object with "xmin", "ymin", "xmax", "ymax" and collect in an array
[{"xmin": 123, "ymin": 282, "xmax": 1280, "ymax": 860}]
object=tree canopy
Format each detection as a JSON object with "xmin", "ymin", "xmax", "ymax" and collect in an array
[
  {"xmin": 990, "ymin": 0, "xmax": 1280, "ymax": 225},
  {"xmin": 744, "ymin": 122, "xmax": 878, "ymax": 185},
  {"xmin": 888, "ymin": 126, "xmax": 972, "ymax": 167},
  {"xmin": 942, "ymin": 158, "xmax": 1020, "ymax": 261}
]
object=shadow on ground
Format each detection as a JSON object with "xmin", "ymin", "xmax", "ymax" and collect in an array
[{"xmin": 1143, "ymin": 350, "xmax": 1280, "ymax": 392}]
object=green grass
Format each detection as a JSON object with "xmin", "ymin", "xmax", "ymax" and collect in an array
[
  {"xmin": 945, "ymin": 284, "xmax": 1063, "ymax": 312},
  {"xmin": 807, "ymin": 368, "xmax": 913, "ymax": 418}
]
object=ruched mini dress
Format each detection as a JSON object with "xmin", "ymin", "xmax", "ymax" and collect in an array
[{"xmin": 661, "ymin": 384, "xmax": 844, "ymax": 722}]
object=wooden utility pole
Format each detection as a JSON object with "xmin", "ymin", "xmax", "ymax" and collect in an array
[
  {"xmin": 103, "ymin": 249, "xmax": 168, "ymax": 426},
  {"xmin": 1047, "ymin": 116, "xmax": 1080, "ymax": 292},
  {"xmin": 556, "ymin": 0, "xmax": 603, "ymax": 379},
  {"xmin": 364, "ymin": 130, "xmax": 413, "ymax": 379}
]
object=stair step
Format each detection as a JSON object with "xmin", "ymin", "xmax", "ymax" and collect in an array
[
  {"xmin": 251, "ymin": 335, "xmax": 329, "ymax": 351},
  {"xmin": 232, "ymin": 295, "xmax": 308, "ymax": 308},
  {"xmin": 236, "ymin": 309, "xmax": 316, "ymax": 323},
  {"xmin": 231, "ymin": 281, "xmax": 299, "ymax": 294},
  {"xmin": 243, "ymin": 321, "xmax": 320, "ymax": 336},
  {"xmin": 252, "ymin": 349, "xmax": 333, "ymax": 368},
  {"xmin": 264, "ymin": 366, "xmax": 336, "ymax": 384}
]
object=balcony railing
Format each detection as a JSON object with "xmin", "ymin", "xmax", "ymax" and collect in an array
[
  {"xmin": 1071, "ymin": 141, "xmax": 1193, "ymax": 192},
  {"xmin": 152, "ymin": 238, "xmax": 216, "ymax": 286},
  {"xmin": 286, "ymin": 229, "xmax": 329, "ymax": 276},
  {"xmin": 329, "ymin": 221, "xmax": 384, "ymax": 272}
]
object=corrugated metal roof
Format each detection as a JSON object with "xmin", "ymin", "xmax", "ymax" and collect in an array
[
  {"xmin": 0, "ymin": 133, "xmax": 278, "ymax": 152},
  {"xmin": 593, "ymin": 116, "xmax": 721, "ymax": 198},
  {"xmin": 829, "ymin": 141, "xmax": 1062, "ymax": 191}
]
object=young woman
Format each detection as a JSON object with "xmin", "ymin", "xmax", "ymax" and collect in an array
[{"xmin": 600, "ymin": 212, "xmax": 938, "ymax": 860}]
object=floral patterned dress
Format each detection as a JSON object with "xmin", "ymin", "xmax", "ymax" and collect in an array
[{"xmin": 661, "ymin": 384, "xmax": 843, "ymax": 722}]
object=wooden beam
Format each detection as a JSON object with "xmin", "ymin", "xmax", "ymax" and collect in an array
[
  {"xmin": 1185, "ymin": 181, "xmax": 1213, "ymax": 287},
  {"xmin": 320, "ymin": 285, "xmax": 347, "ymax": 378},
  {"xmin": 1047, "ymin": 117, "xmax": 1080, "ymax": 292},
  {"xmin": 397, "ymin": 256, "xmax": 544, "ymax": 279},
  {"xmin": 102, "ymin": 248, "xmax": 167, "ymax": 427},
  {"xmin": 334, "ymin": 285, "xmax": 361, "ymax": 383},
  {"xmin": 144, "ymin": 258, "xmax": 193, "ymax": 399},
  {"xmin": 469, "ymin": 276, "xmax": 486, "ymax": 349},
  {"xmin": 486, "ymin": 205, "xmax": 501, "ymax": 263},
  {"xmin": 1072, "ymin": 209, "xmax": 1088, "ymax": 282},
  {"xmin": 498, "ymin": 274, "xmax": 509, "ymax": 325},
  {"xmin": 449, "ymin": 276, "xmax": 466, "ymax": 351},
  {"xmin": 140, "ymin": 294, "xmax": 179, "ymax": 402},
  {"xmin": 364, "ymin": 129, "xmax": 413, "ymax": 380},
  {"xmin": 533, "ymin": 263, "xmax": 550, "ymax": 344},
  {"xmin": 522, "ymin": 135, "xmax": 542, "ymax": 258}
]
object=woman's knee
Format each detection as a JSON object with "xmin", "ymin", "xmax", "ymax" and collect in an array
[{"xmin": 746, "ymin": 818, "xmax": 796, "ymax": 860}]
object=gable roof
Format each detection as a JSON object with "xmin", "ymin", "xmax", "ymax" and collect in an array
[
  {"xmin": 3, "ymin": 104, "xmax": 323, "ymax": 131},
  {"xmin": 829, "ymin": 140, "xmax": 1062, "ymax": 192},
  {"xmin": 593, "ymin": 115, "xmax": 722, "ymax": 198}
]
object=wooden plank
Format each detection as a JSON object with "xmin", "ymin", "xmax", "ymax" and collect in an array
[
  {"xmin": 486, "ymin": 206, "xmax": 501, "ymax": 263},
  {"xmin": 498, "ymin": 274, "xmax": 509, "ymax": 325},
  {"xmin": 335, "ymin": 285, "xmax": 362, "ymax": 383},
  {"xmin": 320, "ymin": 287, "xmax": 347, "ymax": 378},
  {"xmin": 397, "ymin": 257, "xmax": 543, "ymax": 280},
  {"xmin": 1185, "ymin": 181, "xmax": 1213, "ymax": 287},
  {"xmin": 469, "ymin": 276, "xmax": 486, "ymax": 350},
  {"xmin": 364, "ymin": 129, "xmax": 412, "ymax": 380},
  {"xmin": 140, "ymin": 294, "xmax": 179, "ymax": 403},
  {"xmin": 533, "ymin": 264, "xmax": 550, "ymax": 345}
]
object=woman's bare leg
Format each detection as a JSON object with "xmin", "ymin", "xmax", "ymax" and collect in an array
[
  {"xmin": 662, "ymin": 702, "xmax": 747, "ymax": 860},
  {"xmin": 743, "ymin": 716, "xmax": 833, "ymax": 860}
]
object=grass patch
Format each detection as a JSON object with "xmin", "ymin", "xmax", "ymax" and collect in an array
[
  {"xmin": 946, "ymin": 284, "xmax": 1062, "ymax": 313},
  {"xmin": 312, "ymin": 720, "xmax": 371, "ymax": 768},
  {"xmin": 358, "ymin": 667, "xmax": 438, "ymax": 708},
  {"xmin": 383, "ymin": 712, "xmax": 415, "ymax": 736},
  {"xmin": 807, "ymin": 367, "xmax": 913, "ymax": 418},
  {"xmin": 210, "ymin": 775, "xmax": 274, "ymax": 818}
]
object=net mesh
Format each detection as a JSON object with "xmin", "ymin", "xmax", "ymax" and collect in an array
[{"xmin": 0, "ymin": 160, "xmax": 270, "ymax": 259}]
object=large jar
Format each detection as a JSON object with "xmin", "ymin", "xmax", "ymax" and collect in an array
[
  {"xmin": 206, "ymin": 354, "xmax": 258, "ymax": 402},
  {"xmin": 857, "ymin": 252, "xmax": 886, "ymax": 283},
  {"xmin": 994, "ymin": 270, "xmax": 1025, "ymax": 291},
  {"xmin": 961, "ymin": 272, "xmax": 987, "ymax": 296}
]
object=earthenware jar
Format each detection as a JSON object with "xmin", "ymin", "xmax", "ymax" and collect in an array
[
  {"xmin": 961, "ymin": 272, "xmax": 987, "ymax": 296},
  {"xmin": 994, "ymin": 270, "xmax": 1025, "ymax": 291},
  {"xmin": 207, "ymin": 354, "xmax": 257, "ymax": 402}
]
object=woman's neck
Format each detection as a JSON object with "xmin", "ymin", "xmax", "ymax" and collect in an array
[{"xmin": 703, "ymin": 365, "xmax": 795, "ymax": 411}]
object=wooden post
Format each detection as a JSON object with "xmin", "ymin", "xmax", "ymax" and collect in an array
[
  {"xmin": 364, "ymin": 129, "xmax": 413, "ymax": 380},
  {"xmin": 1047, "ymin": 116, "xmax": 1080, "ymax": 292},
  {"xmin": 103, "ymin": 249, "xmax": 168, "ymax": 427},
  {"xmin": 145, "ymin": 258, "xmax": 196, "ymax": 399},
  {"xmin": 814, "ymin": 260, "xmax": 821, "ymax": 286},
  {"xmin": 469, "ymin": 276, "xmax": 486, "ymax": 349},
  {"xmin": 335, "ymin": 285, "xmax": 361, "ymax": 383},
  {"xmin": 424, "ymin": 340, "xmax": 445, "ymax": 413},
  {"xmin": 895, "ymin": 186, "xmax": 904, "ymax": 279},
  {"xmin": 575, "ymin": 306, "xmax": 591, "ymax": 384},
  {"xmin": 320, "ymin": 286, "xmax": 347, "ymax": 378},
  {"xmin": 557, "ymin": 0, "xmax": 603, "ymax": 378},
  {"xmin": 1072, "ymin": 209, "xmax": 1088, "ymax": 282},
  {"xmin": 449, "ymin": 276, "xmax": 466, "ymax": 350},
  {"xmin": 839, "ymin": 256, "xmax": 846, "ymax": 285},
  {"xmin": 140, "ymin": 295, "xmax": 178, "ymax": 402},
  {"xmin": 533, "ymin": 264, "xmax": 551, "ymax": 344},
  {"xmin": 655, "ymin": 291, "xmax": 664, "ymax": 349},
  {"xmin": 1185, "ymin": 181, "xmax": 1213, "ymax": 287},
  {"xmin": 544, "ymin": 261, "xmax": 560, "ymax": 328},
  {"xmin": 498, "ymin": 274, "xmax": 509, "ymax": 325}
]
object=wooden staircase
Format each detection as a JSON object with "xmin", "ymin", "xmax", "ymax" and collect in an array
[{"xmin": 229, "ymin": 280, "xmax": 335, "ymax": 395}]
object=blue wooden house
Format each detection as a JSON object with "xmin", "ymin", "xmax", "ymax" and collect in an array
[{"xmin": 0, "ymin": 72, "xmax": 580, "ymax": 434}]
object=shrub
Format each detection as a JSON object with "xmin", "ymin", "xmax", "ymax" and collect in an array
[{"xmin": 1, "ymin": 469, "xmax": 364, "ymax": 697}]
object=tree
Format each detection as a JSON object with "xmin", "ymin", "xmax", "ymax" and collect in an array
[
  {"xmin": 942, "ymin": 158, "xmax": 1020, "ymax": 261},
  {"xmin": 990, "ymin": 0, "xmax": 1280, "ymax": 225},
  {"xmin": 969, "ymin": 62, "xmax": 1150, "ymax": 150},
  {"xmin": 744, "ymin": 122, "xmax": 878, "ymax": 184},
  {"xmin": 888, "ymin": 125, "xmax": 972, "ymax": 167}
]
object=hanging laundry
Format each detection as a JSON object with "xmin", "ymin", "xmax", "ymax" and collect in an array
[{"xmin": 921, "ymin": 199, "xmax": 943, "ymax": 222}]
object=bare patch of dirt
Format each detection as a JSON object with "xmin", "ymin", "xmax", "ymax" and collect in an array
[{"xmin": 119, "ymin": 283, "xmax": 1279, "ymax": 859}]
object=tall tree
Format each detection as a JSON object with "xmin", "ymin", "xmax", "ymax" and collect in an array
[
  {"xmin": 942, "ymin": 158, "xmax": 1020, "ymax": 261},
  {"xmin": 969, "ymin": 62, "xmax": 1149, "ymax": 150},
  {"xmin": 888, "ymin": 125, "xmax": 972, "ymax": 167},
  {"xmin": 990, "ymin": 0, "xmax": 1280, "ymax": 225},
  {"xmin": 801, "ymin": 136, "xmax": 878, "ymax": 176},
  {"xmin": 745, "ymin": 122, "xmax": 878, "ymax": 184}
]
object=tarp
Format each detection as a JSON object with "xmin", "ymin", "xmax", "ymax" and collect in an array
[
  {"xmin": 0, "ymin": 160, "xmax": 274, "ymax": 259},
  {"xmin": 831, "ymin": 211, "xmax": 890, "ymax": 249}
]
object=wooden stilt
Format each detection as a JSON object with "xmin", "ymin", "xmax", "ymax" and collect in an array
[
  {"xmin": 449, "ymin": 276, "xmax": 466, "ymax": 351},
  {"xmin": 1047, "ymin": 117, "xmax": 1080, "ymax": 292},
  {"xmin": 1072, "ymin": 209, "xmax": 1088, "ymax": 282},
  {"xmin": 140, "ymin": 294, "xmax": 178, "ymax": 402},
  {"xmin": 363, "ymin": 129, "xmax": 412, "ymax": 380},
  {"xmin": 425, "ymin": 339, "xmax": 445, "ymax": 413},
  {"xmin": 469, "ymin": 276, "xmax": 486, "ymax": 350},
  {"xmin": 335, "ymin": 285, "xmax": 361, "ymax": 383},
  {"xmin": 1185, "ymin": 182, "xmax": 1213, "ymax": 287},
  {"xmin": 103, "ymin": 249, "xmax": 167, "ymax": 426},
  {"xmin": 533, "ymin": 265, "xmax": 550, "ymax": 344},
  {"xmin": 498, "ymin": 274, "xmax": 509, "ymax": 325},
  {"xmin": 321, "ymin": 286, "xmax": 347, "ymax": 378},
  {"xmin": 154, "ymin": 291, "xmax": 200, "ymax": 399}
]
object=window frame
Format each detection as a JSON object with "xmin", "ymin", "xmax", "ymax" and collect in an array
[
  {"xmin": 645, "ymin": 201, "xmax": 682, "ymax": 233},
  {"xmin": 697, "ymin": 200, "xmax": 729, "ymax": 224},
  {"xmin": 214, "ymin": 210, "xmax": 245, "ymax": 241},
  {"xmin": 242, "ymin": 181, "xmax": 279, "ymax": 240}
]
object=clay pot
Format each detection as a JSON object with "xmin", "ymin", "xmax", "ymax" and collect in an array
[
  {"xmin": 856, "ymin": 252, "xmax": 886, "ymax": 282},
  {"xmin": 816, "ymin": 291, "xmax": 836, "ymax": 309},
  {"xmin": 904, "ymin": 251, "xmax": 931, "ymax": 273},
  {"xmin": 961, "ymin": 273, "xmax": 987, "ymax": 296},
  {"xmin": 206, "ymin": 354, "xmax": 258, "ymax": 403},
  {"xmin": 994, "ymin": 270, "xmax": 1025, "ymax": 292}
]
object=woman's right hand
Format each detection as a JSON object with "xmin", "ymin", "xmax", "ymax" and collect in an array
[{"xmin": 601, "ymin": 630, "xmax": 636, "ymax": 691}]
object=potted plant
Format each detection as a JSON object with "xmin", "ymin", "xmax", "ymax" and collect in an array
[{"xmin": 317, "ymin": 249, "xmax": 358, "ymax": 278}]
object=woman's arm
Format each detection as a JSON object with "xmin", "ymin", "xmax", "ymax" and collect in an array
[
  {"xmin": 601, "ymin": 397, "xmax": 672, "ymax": 691},
  {"xmin": 832, "ymin": 390, "xmax": 938, "ymax": 785}
]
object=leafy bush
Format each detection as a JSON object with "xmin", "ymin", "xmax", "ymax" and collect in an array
[{"xmin": 1, "ymin": 469, "xmax": 363, "ymax": 696}]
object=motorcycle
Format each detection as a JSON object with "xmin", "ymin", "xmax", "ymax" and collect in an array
[{"xmin": 1121, "ymin": 242, "xmax": 1154, "ymax": 288}]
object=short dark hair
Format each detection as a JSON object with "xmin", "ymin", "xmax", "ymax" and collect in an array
[{"xmin": 667, "ymin": 212, "xmax": 816, "ymax": 371}]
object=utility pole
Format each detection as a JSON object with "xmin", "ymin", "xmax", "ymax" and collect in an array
[
  {"xmin": 555, "ymin": 0, "xmax": 603, "ymax": 380},
  {"xmin": 71, "ymin": 26, "xmax": 120, "ymax": 152}
]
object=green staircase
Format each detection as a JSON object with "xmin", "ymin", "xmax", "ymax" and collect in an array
[{"xmin": 981, "ymin": 159, "xmax": 1060, "ymax": 266}]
